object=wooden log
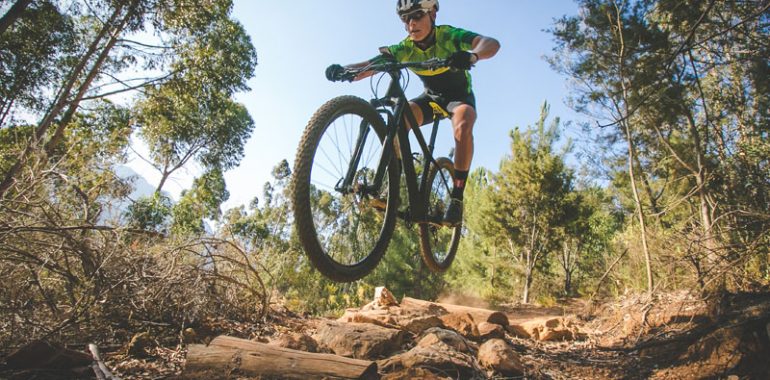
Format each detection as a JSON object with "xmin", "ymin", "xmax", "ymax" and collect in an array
[
  {"xmin": 401, "ymin": 297, "xmax": 510, "ymax": 327},
  {"xmin": 185, "ymin": 335, "xmax": 378, "ymax": 379}
]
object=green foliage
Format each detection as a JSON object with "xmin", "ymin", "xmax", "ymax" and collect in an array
[
  {"xmin": 171, "ymin": 168, "xmax": 230, "ymax": 235},
  {"xmin": 0, "ymin": 124, "xmax": 32, "ymax": 173},
  {"xmin": 447, "ymin": 103, "xmax": 579, "ymax": 304},
  {"xmin": 550, "ymin": 0, "xmax": 770, "ymax": 293},
  {"xmin": 0, "ymin": 1, "xmax": 77, "ymax": 120},
  {"xmin": 126, "ymin": 193, "xmax": 172, "ymax": 233}
]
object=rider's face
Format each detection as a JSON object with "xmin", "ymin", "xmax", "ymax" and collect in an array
[{"xmin": 403, "ymin": 9, "xmax": 434, "ymax": 42}]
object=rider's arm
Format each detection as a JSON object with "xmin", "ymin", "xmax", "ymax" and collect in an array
[
  {"xmin": 468, "ymin": 35, "xmax": 501, "ymax": 64},
  {"xmin": 344, "ymin": 60, "xmax": 377, "ymax": 81},
  {"xmin": 346, "ymin": 48, "xmax": 395, "ymax": 81}
]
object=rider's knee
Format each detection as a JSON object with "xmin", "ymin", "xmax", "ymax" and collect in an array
[{"xmin": 452, "ymin": 106, "xmax": 476, "ymax": 140}]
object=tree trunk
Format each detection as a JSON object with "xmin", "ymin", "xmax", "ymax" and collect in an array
[
  {"xmin": 611, "ymin": 1, "xmax": 654, "ymax": 296},
  {"xmin": 0, "ymin": 3, "xmax": 127, "ymax": 199},
  {"xmin": 522, "ymin": 265, "xmax": 533, "ymax": 304},
  {"xmin": 564, "ymin": 269, "xmax": 572, "ymax": 296},
  {"xmin": 625, "ymin": 125, "xmax": 654, "ymax": 295},
  {"xmin": 44, "ymin": 0, "xmax": 140, "ymax": 157},
  {"xmin": 185, "ymin": 336, "xmax": 378, "ymax": 379},
  {"xmin": 400, "ymin": 297, "xmax": 510, "ymax": 326},
  {"xmin": 0, "ymin": 0, "xmax": 33, "ymax": 35}
]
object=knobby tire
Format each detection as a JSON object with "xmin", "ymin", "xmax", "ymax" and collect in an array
[
  {"xmin": 419, "ymin": 157, "xmax": 461, "ymax": 272},
  {"xmin": 293, "ymin": 96, "xmax": 399, "ymax": 282}
]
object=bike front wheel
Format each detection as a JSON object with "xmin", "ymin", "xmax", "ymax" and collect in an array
[
  {"xmin": 293, "ymin": 96, "xmax": 400, "ymax": 282},
  {"xmin": 419, "ymin": 157, "xmax": 462, "ymax": 272}
]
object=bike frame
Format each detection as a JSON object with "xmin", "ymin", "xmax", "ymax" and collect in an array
[{"xmin": 336, "ymin": 68, "xmax": 451, "ymax": 224}]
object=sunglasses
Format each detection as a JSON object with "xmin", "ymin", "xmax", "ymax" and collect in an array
[{"xmin": 400, "ymin": 9, "xmax": 428, "ymax": 23}]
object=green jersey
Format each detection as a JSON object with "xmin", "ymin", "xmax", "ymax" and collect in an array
[{"xmin": 384, "ymin": 25, "xmax": 480, "ymax": 97}]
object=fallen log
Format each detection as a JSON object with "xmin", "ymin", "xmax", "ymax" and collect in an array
[
  {"xmin": 185, "ymin": 335, "xmax": 378, "ymax": 379},
  {"xmin": 401, "ymin": 297, "xmax": 509, "ymax": 326}
]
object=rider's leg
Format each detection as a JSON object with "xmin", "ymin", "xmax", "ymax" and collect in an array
[
  {"xmin": 450, "ymin": 104, "xmax": 476, "ymax": 199},
  {"xmin": 443, "ymin": 104, "xmax": 476, "ymax": 226}
]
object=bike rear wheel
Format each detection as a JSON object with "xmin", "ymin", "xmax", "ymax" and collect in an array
[
  {"xmin": 419, "ymin": 157, "xmax": 462, "ymax": 272},
  {"xmin": 293, "ymin": 96, "xmax": 399, "ymax": 282}
]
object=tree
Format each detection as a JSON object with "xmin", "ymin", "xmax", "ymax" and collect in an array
[
  {"xmin": 0, "ymin": 0, "xmax": 34, "ymax": 35},
  {"xmin": 0, "ymin": 0, "xmax": 144, "ymax": 198},
  {"xmin": 558, "ymin": 186, "xmax": 622, "ymax": 296},
  {"xmin": 0, "ymin": 0, "xmax": 257, "ymax": 200},
  {"xmin": 447, "ymin": 167, "xmax": 519, "ymax": 304},
  {"xmin": 171, "ymin": 168, "xmax": 229, "ymax": 235},
  {"xmin": 550, "ymin": 0, "xmax": 770, "ymax": 293},
  {"xmin": 480, "ymin": 103, "xmax": 574, "ymax": 304},
  {"xmin": 134, "ymin": 16, "xmax": 256, "ymax": 194}
]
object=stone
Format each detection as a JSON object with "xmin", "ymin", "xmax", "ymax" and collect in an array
[
  {"xmin": 396, "ymin": 312, "xmax": 445, "ymax": 335},
  {"xmin": 440, "ymin": 312, "xmax": 480, "ymax": 340},
  {"xmin": 125, "ymin": 332, "xmax": 153, "ymax": 358},
  {"xmin": 517, "ymin": 317, "xmax": 582, "ymax": 341},
  {"xmin": 379, "ymin": 341, "xmax": 480, "ymax": 379},
  {"xmin": 313, "ymin": 321, "xmax": 405, "ymax": 359},
  {"xmin": 478, "ymin": 338, "xmax": 524, "ymax": 376},
  {"xmin": 417, "ymin": 327, "xmax": 474, "ymax": 354},
  {"xmin": 5, "ymin": 340, "xmax": 92, "ymax": 370},
  {"xmin": 478, "ymin": 322, "xmax": 506, "ymax": 341},
  {"xmin": 182, "ymin": 328, "xmax": 198, "ymax": 344},
  {"xmin": 338, "ymin": 308, "xmax": 400, "ymax": 329},
  {"xmin": 506, "ymin": 324, "xmax": 533, "ymax": 339},
  {"xmin": 381, "ymin": 367, "xmax": 452, "ymax": 380}
]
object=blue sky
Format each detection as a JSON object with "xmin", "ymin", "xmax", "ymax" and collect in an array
[{"xmin": 128, "ymin": 0, "xmax": 586, "ymax": 210}]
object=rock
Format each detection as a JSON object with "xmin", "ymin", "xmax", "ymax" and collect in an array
[
  {"xmin": 478, "ymin": 338, "xmax": 524, "ymax": 376},
  {"xmin": 396, "ymin": 311, "xmax": 445, "ymax": 334},
  {"xmin": 401, "ymin": 297, "xmax": 509, "ymax": 326},
  {"xmin": 440, "ymin": 312, "xmax": 480, "ymax": 340},
  {"xmin": 314, "ymin": 321, "xmax": 405, "ymax": 359},
  {"xmin": 382, "ymin": 367, "xmax": 452, "ymax": 380},
  {"xmin": 126, "ymin": 331, "xmax": 153, "ymax": 358},
  {"xmin": 506, "ymin": 324, "xmax": 533, "ymax": 339},
  {"xmin": 5, "ymin": 340, "xmax": 92, "ymax": 370},
  {"xmin": 417, "ymin": 327, "xmax": 474, "ymax": 354},
  {"xmin": 478, "ymin": 322, "xmax": 506, "ymax": 341},
  {"xmin": 379, "ymin": 340, "xmax": 480, "ymax": 379},
  {"xmin": 517, "ymin": 317, "xmax": 583, "ymax": 341},
  {"xmin": 269, "ymin": 332, "xmax": 319, "ymax": 353},
  {"xmin": 182, "ymin": 328, "xmax": 198, "ymax": 344},
  {"xmin": 374, "ymin": 286, "xmax": 399, "ymax": 307},
  {"xmin": 540, "ymin": 328, "xmax": 575, "ymax": 341},
  {"xmin": 359, "ymin": 287, "xmax": 400, "ymax": 312},
  {"xmin": 338, "ymin": 308, "xmax": 400, "ymax": 329}
]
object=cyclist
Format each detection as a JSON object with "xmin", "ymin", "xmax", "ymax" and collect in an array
[{"xmin": 326, "ymin": 0, "xmax": 500, "ymax": 226}]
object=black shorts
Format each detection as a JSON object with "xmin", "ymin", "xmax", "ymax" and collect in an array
[{"xmin": 411, "ymin": 91, "xmax": 476, "ymax": 124}]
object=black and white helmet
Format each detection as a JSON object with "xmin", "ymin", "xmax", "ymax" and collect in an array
[{"xmin": 396, "ymin": 0, "xmax": 439, "ymax": 16}]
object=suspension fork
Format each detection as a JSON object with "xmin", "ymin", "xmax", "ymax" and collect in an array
[{"xmin": 335, "ymin": 118, "xmax": 372, "ymax": 194}]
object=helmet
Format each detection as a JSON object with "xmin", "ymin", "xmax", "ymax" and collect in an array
[{"xmin": 396, "ymin": 0, "xmax": 439, "ymax": 16}]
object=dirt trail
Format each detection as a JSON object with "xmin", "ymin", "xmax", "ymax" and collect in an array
[{"xmin": 5, "ymin": 292, "xmax": 769, "ymax": 379}]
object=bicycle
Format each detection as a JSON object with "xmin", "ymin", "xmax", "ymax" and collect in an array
[{"xmin": 292, "ymin": 58, "xmax": 462, "ymax": 282}]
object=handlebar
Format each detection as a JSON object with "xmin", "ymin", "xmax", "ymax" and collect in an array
[{"xmin": 335, "ymin": 58, "xmax": 450, "ymax": 82}]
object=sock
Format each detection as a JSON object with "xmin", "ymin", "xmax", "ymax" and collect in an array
[{"xmin": 451, "ymin": 170, "xmax": 469, "ymax": 200}]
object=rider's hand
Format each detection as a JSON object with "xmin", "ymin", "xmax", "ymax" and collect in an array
[
  {"xmin": 447, "ymin": 51, "xmax": 477, "ymax": 70},
  {"xmin": 325, "ymin": 64, "xmax": 350, "ymax": 82}
]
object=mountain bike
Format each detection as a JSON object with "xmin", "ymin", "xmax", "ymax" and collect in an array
[{"xmin": 292, "ymin": 58, "xmax": 462, "ymax": 282}]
